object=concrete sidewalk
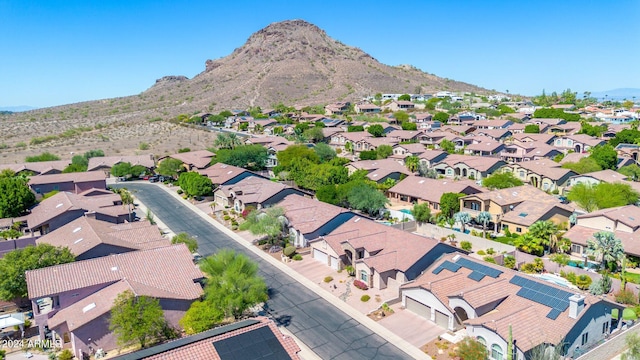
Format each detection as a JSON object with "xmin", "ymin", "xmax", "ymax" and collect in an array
[{"xmin": 146, "ymin": 181, "xmax": 431, "ymax": 360}]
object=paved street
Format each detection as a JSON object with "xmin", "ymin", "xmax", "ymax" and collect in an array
[{"xmin": 119, "ymin": 183, "xmax": 414, "ymax": 360}]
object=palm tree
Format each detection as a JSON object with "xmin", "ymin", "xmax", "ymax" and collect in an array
[
  {"xmin": 227, "ymin": 133, "xmax": 243, "ymax": 149},
  {"xmin": 586, "ymin": 231, "xmax": 624, "ymax": 271},
  {"xmin": 476, "ymin": 211, "xmax": 492, "ymax": 238},
  {"xmin": 405, "ymin": 156, "xmax": 420, "ymax": 173},
  {"xmin": 454, "ymin": 212, "xmax": 472, "ymax": 233},
  {"xmin": 214, "ymin": 133, "xmax": 231, "ymax": 149},
  {"xmin": 528, "ymin": 220, "xmax": 559, "ymax": 253}
]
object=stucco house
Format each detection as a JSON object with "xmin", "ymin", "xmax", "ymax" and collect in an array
[
  {"xmin": 500, "ymin": 143, "xmax": 562, "ymax": 163},
  {"xmin": 36, "ymin": 217, "xmax": 169, "ymax": 260},
  {"xmin": 28, "ymin": 172, "xmax": 107, "ymax": 195},
  {"xmin": 278, "ymin": 194, "xmax": 357, "ymax": 248},
  {"xmin": 553, "ymin": 135, "xmax": 606, "ymax": 153},
  {"xmin": 345, "ymin": 159, "xmax": 412, "ymax": 183},
  {"xmin": 503, "ymin": 161, "xmax": 576, "ymax": 193},
  {"xmin": 87, "ymin": 155, "xmax": 155, "ymax": 176},
  {"xmin": 26, "ymin": 244, "xmax": 204, "ymax": 360},
  {"xmin": 401, "ymin": 253, "xmax": 622, "ymax": 359},
  {"xmin": 387, "ymin": 176, "xmax": 483, "ymax": 214},
  {"xmin": 214, "ymin": 176, "xmax": 306, "ymax": 212},
  {"xmin": 309, "ymin": 217, "xmax": 458, "ymax": 289},
  {"xmin": 0, "ymin": 160, "xmax": 71, "ymax": 176},
  {"xmin": 162, "ymin": 150, "xmax": 215, "ymax": 170},
  {"xmin": 568, "ymin": 169, "xmax": 628, "ymax": 187},
  {"xmin": 431, "ymin": 154, "xmax": 506, "ymax": 180},
  {"xmin": 197, "ymin": 162, "xmax": 266, "ymax": 187}
]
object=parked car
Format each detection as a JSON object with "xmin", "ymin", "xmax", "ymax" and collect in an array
[
  {"xmin": 142, "ymin": 175, "xmax": 150, "ymax": 180},
  {"xmin": 192, "ymin": 252, "xmax": 203, "ymax": 264},
  {"xmin": 149, "ymin": 176, "xmax": 159, "ymax": 182}
]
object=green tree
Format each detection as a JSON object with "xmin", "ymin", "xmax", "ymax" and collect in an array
[
  {"xmin": 109, "ymin": 290, "xmax": 170, "ymax": 348},
  {"xmin": 532, "ymin": 108, "xmax": 580, "ymax": 121},
  {"xmin": 455, "ymin": 337, "xmax": 487, "ymax": 360},
  {"xmin": 398, "ymin": 94, "xmax": 411, "ymax": 101},
  {"xmin": 405, "ymin": 156, "xmax": 420, "ymax": 173},
  {"xmin": 528, "ymin": 220, "xmax": 559, "ymax": 252},
  {"xmin": 440, "ymin": 193, "xmax": 463, "ymax": 218},
  {"xmin": 482, "ymin": 172, "xmax": 524, "ymax": 190},
  {"xmin": 622, "ymin": 332, "xmax": 640, "ymax": 360},
  {"xmin": 433, "ymin": 112, "xmax": 449, "ymax": 123},
  {"xmin": 367, "ymin": 124, "xmax": 385, "ymax": 137},
  {"xmin": 567, "ymin": 182, "xmax": 639, "ymax": 212},
  {"xmin": 393, "ymin": 111, "xmax": 410, "ymax": 122},
  {"xmin": 586, "ymin": 231, "xmax": 624, "ymax": 271},
  {"xmin": 454, "ymin": 212, "xmax": 472, "ymax": 233},
  {"xmin": 476, "ymin": 211, "xmax": 492, "ymax": 238},
  {"xmin": 213, "ymin": 133, "xmax": 243, "ymax": 150},
  {"xmin": 561, "ymin": 157, "xmax": 602, "ymax": 174},
  {"xmin": 514, "ymin": 234, "xmax": 544, "ymax": 256},
  {"xmin": 622, "ymin": 100, "xmax": 635, "ymax": 110},
  {"xmin": 303, "ymin": 127, "xmax": 325, "ymax": 143},
  {"xmin": 590, "ymin": 144, "xmax": 618, "ymax": 170},
  {"xmin": 25, "ymin": 152, "xmax": 60, "ymax": 162},
  {"xmin": 215, "ymin": 145, "xmax": 268, "ymax": 171},
  {"xmin": 619, "ymin": 164, "xmax": 640, "ymax": 181},
  {"xmin": 276, "ymin": 145, "xmax": 319, "ymax": 172},
  {"xmin": 179, "ymin": 300, "xmax": 225, "ymax": 335},
  {"xmin": 439, "ymin": 139, "xmax": 456, "ymax": 153},
  {"xmin": 0, "ymin": 176, "xmax": 36, "ymax": 218},
  {"xmin": 411, "ymin": 203, "xmax": 431, "ymax": 224},
  {"xmin": 111, "ymin": 162, "xmax": 133, "ymax": 177},
  {"xmin": 524, "ymin": 124, "xmax": 540, "ymax": 133},
  {"xmin": 347, "ymin": 183, "xmax": 389, "ymax": 216},
  {"xmin": 579, "ymin": 122, "xmax": 607, "ymax": 137},
  {"xmin": 610, "ymin": 129, "xmax": 640, "ymax": 147},
  {"xmin": 239, "ymin": 207, "xmax": 286, "ymax": 242},
  {"xmin": 359, "ymin": 150, "xmax": 378, "ymax": 160},
  {"xmin": 178, "ymin": 172, "xmax": 213, "ymax": 197},
  {"xmin": 115, "ymin": 188, "xmax": 135, "ymax": 222},
  {"xmin": 171, "ymin": 233, "xmax": 199, "ymax": 253},
  {"xmin": 314, "ymin": 143, "xmax": 336, "ymax": 163},
  {"xmin": 0, "ymin": 244, "xmax": 74, "ymax": 301},
  {"xmin": 62, "ymin": 163, "xmax": 87, "ymax": 173},
  {"xmin": 376, "ymin": 145, "xmax": 393, "ymax": 159},
  {"xmin": 401, "ymin": 122, "xmax": 417, "ymax": 130},
  {"xmin": 156, "ymin": 158, "xmax": 184, "ymax": 178},
  {"xmin": 347, "ymin": 125, "xmax": 364, "ymax": 132}
]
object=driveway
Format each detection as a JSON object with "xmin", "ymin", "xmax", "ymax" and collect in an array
[
  {"xmin": 118, "ymin": 183, "xmax": 414, "ymax": 360},
  {"xmin": 378, "ymin": 304, "xmax": 445, "ymax": 348}
]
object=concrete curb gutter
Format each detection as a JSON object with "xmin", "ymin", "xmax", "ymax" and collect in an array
[{"xmin": 150, "ymin": 182, "xmax": 431, "ymax": 360}]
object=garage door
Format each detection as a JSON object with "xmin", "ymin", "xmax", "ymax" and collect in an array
[
  {"xmin": 435, "ymin": 310, "xmax": 450, "ymax": 329},
  {"xmin": 405, "ymin": 296, "xmax": 431, "ymax": 319},
  {"xmin": 330, "ymin": 256, "xmax": 339, "ymax": 270},
  {"xmin": 313, "ymin": 249, "xmax": 328, "ymax": 265}
]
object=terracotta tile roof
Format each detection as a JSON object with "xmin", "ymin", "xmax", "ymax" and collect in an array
[
  {"xmin": 389, "ymin": 176, "xmax": 483, "ymax": 203},
  {"xmin": 465, "ymin": 140, "xmax": 504, "ymax": 153},
  {"xmin": 403, "ymin": 253, "xmax": 613, "ymax": 353},
  {"xmin": 559, "ymin": 152, "xmax": 589, "ymax": 164},
  {"xmin": 511, "ymin": 133, "xmax": 556, "ymax": 144},
  {"xmin": 321, "ymin": 127, "xmax": 343, "ymax": 137},
  {"xmin": 500, "ymin": 201, "xmax": 573, "ymax": 226},
  {"xmin": 278, "ymin": 194, "xmax": 351, "ymax": 235},
  {"xmin": 348, "ymin": 158, "xmax": 412, "ymax": 180},
  {"xmin": 87, "ymin": 155, "xmax": 155, "ymax": 171},
  {"xmin": 26, "ymin": 244, "xmax": 204, "ymax": 299},
  {"xmin": 474, "ymin": 119, "xmax": 512, "ymax": 128},
  {"xmin": 359, "ymin": 136, "xmax": 399, "ymax": 147},
  {"xmin": 139, "ymin": 317, "xmax": 300, "ymax": 360},
  {"xmin": 386, "ymin": 130, "xmax": 425, "ymax": 141},
  {"xmin": 438, "ymin": 125, "xmax": 476, "ymax": 135},
  {"xmin": 0, "ymin": 160, "xmax": 71, "ymax": 174},
  {"xmin": 565, "ymin": 134, "xmax": 606, "ymax": 147},
  {"xmin": 527, "ymin": 118, "xmax": 565, "ymax": 126},
  {"xmin": 523, "ymin": 143, "xmax": 560, "ymax": 158},
  {"xmin": 36, "ymin": 217, "xmax": 169, "ymax": 257},
  {"xmin": 337, "ymin": 131, "xmax": 370, "ymax": 143},
  {"xmin": 28, "ymin": 171, "xmax": 106, "ymax": 186},
  {"xmin": 435, "ymin": 154, "xmax": 505, "ymax": 172},
  {"xmin": 197, "ymin": 162, "xmax": 255, "ymax": 185},
  {"xmin": 217, "ymin": 176, "xmax": 294, "ymax": 205},
  {"xmin": 577, "ymin": 205, "xmax": 640, "ymax": 230},
  {"xmin": 473, "ymin": 129, "xmax": 511, "ymax": 140},
  {"xmin": 418, "ymin": 149, "xmax": 448, "ymax": 161},
  {"xmin": 571, "ymin": 169, "xmax": 628, "ymax": 183},
  {"xmin": 27, "ymin": 191, "xmax": 126, "ymax": 230},
  {"xmin": 564, "ymin": 225, "xmax": 640, "ymax": 256},
  {"xmin": 393, "ymin": 143, "xmax": 427, "ymax": 154},
  {"xmin": 322, "ymin": 217, "xmax": 441, "ymax": 274},
  {"xmin": 516, "ymin": 160, "xmax": 576, "ymax": 181},
  {"xmin": 245, "ymin": 136, "xmax": 291, "ymax": 146},
  {"xmin": 168, "ymin": 150, "xmax": 215, "ymax": 169},
  {"xmin": 464, "ymin": 185, "xmax": 560, "ymax": 206}
]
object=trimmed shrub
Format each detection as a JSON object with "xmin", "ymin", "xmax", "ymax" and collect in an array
[
  {"xmin": 283, "ymin": 246, "xmax": 296, "ymax": 257},
  {"xmin": 292, "ymin": 254, "xmax": 303, "ymax": 261},
  {"xmin": 566, "ymin": 272, "xmax": 577, "ymax": 285},
  {"xmin": 575, "ymin": 274, "xmax": 592, "ymax": 290},
  {"xmin": 486, "ymin": 248, "xmax": 495, "ymax": 255},
  {"xmin": 354, "ymin": 280, "xmax": 368, "ymax": 290},
  {"xmin": 615, "ymin": 289, "xmax": 638, "ymax": 305},
  {"xmin": 477, "ymin": 250, "xmax": 486, "ymax": 255},
  {"xmin": 483, "ymin": 256, "xmax": 496, "ymax": 264},
  {"xmin": 361, "ymin": 295, "xmax": 371, "ymax": 302},
  {"xmin": 460, "ymin": 241, "xmax": 472, "ymax": 251},
  {"xmin": 503, "ymin": 255, "xmax": 516, "ymax": 269},
  {"xmin": 176, "ymin": 189, "xmax": 183, "ymax": 194},
  {"xmin": 324, "ymin": 276, "xmax": 333, "ymax": 283},
  {"xmin": 223, "ymin": 215, "xmax": 230, "ymax": 221}
]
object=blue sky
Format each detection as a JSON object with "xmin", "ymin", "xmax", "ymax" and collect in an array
[{"xmin": 1, "ymin": 0, "xmax": 639, "ymax": 108}]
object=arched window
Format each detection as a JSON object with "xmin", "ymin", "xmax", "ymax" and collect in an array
[
  {"xmin": 491, "ymin": 344, "xmax": 503, "ymax": 360},
  {"xmin": 477, "ymin": 336, "xmax": 486, "ymax": 348}
]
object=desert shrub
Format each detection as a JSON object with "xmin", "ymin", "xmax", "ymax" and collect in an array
[
  {"xmin": 483, "ymin": 255, "xmax": 496, "ymax": 264},
  {"xmin": 354, "ymin": 280, "xmax": 368, "ymax": 290},
  {"xmin": 566, "ymin": 271, "xmax": 577, "ymax": 284},
  {"xmin": 503, "ymin": 255, "xmax": 516, "ymax": 269},
  {"xmin": 283, "ymin": 246, "xmax": 296, "ymax": 257},
  {"xmin": 139, "ymin": 142, "xmax": 150, "ymax": 150},
  {"xmin": 486, "ymin": 248, "xmax": 495, "ymax": 255},
  {"xmin": 576, "ymin": 274, "xmax": 592, "ymax": 290},
  {"xmin": 223, "ymin": 215, "xmax": 230, "ymax": 221},
  {"xmin": 615, "ymin": 289, "xmax": 638, "ymax": 305},
  {"xmin": 477, "ymin": 250, "xmax": 486, "ymax": 255},
  {"xmin": 324, "ymin": 276, "xmax": 333, "ymax": 283},
  {"xmin": 176, "ymin": 189, "xmax": 183, "ymax": 194},
  {"xmin": 460, "ymin": 241, "xmax": 472, "ymax": 251},
  {"xmin": 292, "ymin": 254, "xmax": 303, "ymax": 261},
  {"xmin": 345, "ymin": 265, "xmax": 355, "ymax": 276},
  {"xmin": 58, "ymin": 349, "xmax": 74, "ymax": 360},
  {"xmin": 590, "ymin": 274, "xmax": 612, "ymax": 295},
  {"xmin": 361, "ymin": 295, "xmax": 371, "ymax": 302}
]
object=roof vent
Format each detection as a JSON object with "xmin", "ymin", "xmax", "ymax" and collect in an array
[
  {"xmin": 72, "ymin": 227, "xmax": 82, "ymax": 233},
  {"xmin": 418, "ymin": 180, "xmax": 425, "ymax": 184},
  {"xmin": 74, "ymin": 238, "xmax": 84, "ymax": 244},
  {"xmin": 111, "ymin": 266, "xmax": 118, "ymax": 271},
  {"xmin": 221, "ymin": 165, "xmax": 227, "ymax": 168},
  {"xmin": 354, "ymin": 218, "xmax": 361, "ymax": 223},
  {"xmin": 227, "ymin": 171, "xmax": 233, "ymax": 174},
  {"xmin": 56, "ymin": 203, "xmax": 64, "ymax": 208},
  {"xmin": 512, "ymin": 192, "xmax": 518, "ymax": 196},
  {"xmin": 519, "ymin": 213, "xmax": 528, "ymax": 217},
  {"xmin": 82, "ymin": 303, "xmax": 96, "ymax": 313},
  {"xmin": 452, "ymin": 254, "xmax": 461, "ymax": 262}
]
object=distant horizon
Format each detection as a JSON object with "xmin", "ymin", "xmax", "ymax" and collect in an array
[{"xmin": 2, "ymin": 1, "xmax": 639, "ymax": 108}]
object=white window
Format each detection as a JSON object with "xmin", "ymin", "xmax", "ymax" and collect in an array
[
  {"xmin": 447, "ymin": 169, "xmax": 453, "ymax": 175},
  {"xmin": 571, "ymin": 244, "xmax": 583, "ymax": 254},
  {"xmin": 360, "ymin": 271, "xmax": 368, "ymax": 282},
  {"xmin": 477, "ymin": 336, "xmax": 486, "ymax": 349},
  {"xmin": 491, "ymin": 344, "xmax": 503, "ymax": 360},
  {"xmin": 519, "ymin": 170, "xmax": 525, "ymax": 178}
]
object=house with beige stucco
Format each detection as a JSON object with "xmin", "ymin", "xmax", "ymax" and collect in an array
[{"xmin": 501, "ymin": 161, "xmax": 576, "ymax": 193}]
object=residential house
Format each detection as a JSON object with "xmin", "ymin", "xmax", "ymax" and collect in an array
[
  {"xmin": 503, "ymin": 161, "xmax": 576, "ymax": 192},
  {"xmin": 527, "ymin": 118, "xmax": 566, "ymax": 127},
  {"xmin": 401, "ymin": 253, "xmax": 622, "ymax": 359},
  {"xmin": 439, "ymin": 125, "xmax": 476, "ymax": 136},
  {"xmin": 27, "ymin": 190, "xmax": 128, "ymax": 235},
  {"xmin": 460, "ymin": 185, "xmax": 573, "ymax": 234},
  {"xmin": 278, "ymin": 194, "xmax": 356, "ymax": 248},
  {"xmin": 500, "ymin": 142, "xmax": 562, "ymax": 163},
  {"xmin": 163, "ymin": 150, "xmax": 215, "ymax": 170},
  {"xmin": 387, "ymin": 130, "xmax": 426, "ymax": 143},
  {"xmin": 387, "ymin": 176, "xmax": 483, "ymax": 213},
  {"xmin": 472, "ymin": 119, "xmax": 513, "ymax": 130},
  {"xmin": 353, "ymin": 136, "xmax": 399, "ymax": 153},
  {"xmin": 36, "ymin": 217, "xmax": 169, "ymax": 260},
  {"xmin": 546, "ymin": 123, "xmax": 581, "ymax": 136},
  {"xmin": 553, "ymin": 134, "xmax": 606, "ymax": 153},
  {"xmin": 345, "ymin": 159, "xmax": 412, "ymax": 183},
  {"xmin": 559, "ymin": 152, "xmax": 590, "ymax": 165},
  {"xmin": 26, "ymin": 244, "xmax": 204, "ymax": 360},
  {"xmin": 28, "ymin": 172, "xmax": 107, "ymax": 195},
  {"xmin": 510, "ymin": 133, "xmax": 556, "ymax": 146},
  {"xmin": 417, "ymin": 150, "xmax": 449, "ymax": 169},
  {"xmin": 354, "ymin": 102, "xmax": 381, "ymax": 114},
  {"xmin": 324, "ymin": 102, "xmax": 351, "ymax": 116},
  {"xmin": 615, "ymin": 143, "xmax": 640, "ymax": 163},
  {"xmin": 464, "ymin": 140, "xmax": 505, "ymax": 157},
  {"xmin": 248, "ymin": 118, "xmax": 277, "ymax": 133},
  {"xmin": 382, "ymin": 100, "xmax": 415, "ymax": 112},
  {"xmin": 87, "ymin": 155, "xmax": 155, "ymax": 176},
  {"xmin": 473, "ymin": 129, "xmax": 512, "ymax": 142},
  {"xmin": 413, "ymin": 113, "xmax": 433, "ymax": 123},
  {"xmin": 197, "ymin": 162, "xmax": 266, "ymax": 187},
  {"xmin": 564, "ymin": 206, "xmax": 640, "ymax": 257},
  {"xmin": 431, "ymin": 154, "xmax": 506, "ymax": 180},
  {"xmin": 0, "ymin": 160, "xmax": 71, "ymax": 176},
  {"xmin": 329, "ymin": 131, "xmax": 370, "ymax": 152},
  {"xmin": 568, "ymin": 169, "xmax": 628, "ymax": 187},
  {"xmin": 114, "ymin": 317, "xmax": 300, "ymax": 360},
  {"xmin": 391, "ymin": 143, "xmax": 427, "ymax": 159},
  {"xmin": 309, "ymin": 217, "xmax": 458, "ymax": 288},
  {"xmin": 214, "ymin": 176, "xmax": 306, "ymax": 212},
  {"xmin": 419, "ymin": 131, "xmax": 458, "ymax": 147}
]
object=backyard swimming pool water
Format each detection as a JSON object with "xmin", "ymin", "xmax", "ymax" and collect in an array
[
  {"xmin": 399, "ymin": 209, "xmax": 412, "ymax": 215},
  {"xmin": 567, "ymin": 260, "xmax": 599, "ymax": 270},
  {"xmin": 536, "ymin": 273, "xmax": 575, "ymax": 288}
]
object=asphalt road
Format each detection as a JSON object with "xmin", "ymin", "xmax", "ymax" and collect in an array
[{"xmin": 118, "ymin": 183, "xmax": 413, "ymax": 360}]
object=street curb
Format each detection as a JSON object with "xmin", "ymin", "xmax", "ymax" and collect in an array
[{"xmin": 150, "ymin": 182, "xmax": 431, "ymax": 360}]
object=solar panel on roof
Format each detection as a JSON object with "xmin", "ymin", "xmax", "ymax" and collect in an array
[
  {"xmin": 433, "ymin": 261, "xmax": 462, "ymax": 274},
  {"xmin": 468, "ymin": 271, "xmax": 486, "ymax": 281},
  {"xmin": 547, "ymin": 309, "xmax": 562, "ymax": 320},
  {"xmin": 456, "ymin": 257, "xmax": 503, "ymax": 279}
]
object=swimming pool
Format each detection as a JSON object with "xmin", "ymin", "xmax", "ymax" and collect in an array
[
  {"xmin": 567, "ymin": 260, "xmax": 599, "ymax": 270},
  {"xmin": 399, "ymin": 209, "xmax": 412, "ymax": 215},
  {"xmin": 535, "ymin": 273, "xmax": 575, "ymax": 288}
]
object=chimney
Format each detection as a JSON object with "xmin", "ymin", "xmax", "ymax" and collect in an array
[{"xmin": 569, "ymin": 294, "xmax": 585, "ymax": 319}]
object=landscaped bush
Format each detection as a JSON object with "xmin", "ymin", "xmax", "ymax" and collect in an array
[
  {"xmin": 361, "ymin": 295, "xmax": 371, "ymax": 302},
  {"xmin": 345, "ymin": 265, "xmax": 355, "ymax": 276},
  {"xmin": 615, "ymin": 289, "xmax": 638, "ymax": 305},
  {"xmin": 565, "ymin": 271, "xmax": 577, "ymax": 285},
  {"xmin": 477, "ymin": 250, "xmax": 486, "ymax": 255},
  {"xmin": 292, "ymin": 254, "xmax": 303, "ymax": 261},
  {"xmin": 176, "ymin": 189, "xmax": 183, "ymax": 194},
  {"xmin": 223, "ymin": 215, "xmax": 231, "ymax": 221},
  {"xmin": 460, "ymin": 241, "xmax": 472, "ymax": 251},
  {"xmin": 486, "ymin": 248, "xmax": 495, "ymax": 255},
  {"xmin": 575, "ymin": 274, "xmax": 592, "ymax": 290},
  {"xmin": 503, "ymin": 255, "xmax": 516, "ymax": 269},
  {"xmin": 324, "ymin": 276, "xmax": 333, "ymax": 283},
  {"xmin": 354, "ymin": 280, "xmax": 368, "ymax": 290},
  {"xmin": 483, "ymin": 256, "xmax": 496, "ymax": 264},
  {"xmin": 283, "ymin": 246, "xmax": 296, "ymax": 257}
]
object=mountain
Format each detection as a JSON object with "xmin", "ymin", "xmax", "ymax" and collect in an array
[
  {"xmin": 0, "ymin": 105, "xmax": 38, "ymax": 112},
  {"xmin": 143, "ymin": 19, "xmax": 487, "ymax": 111}
]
